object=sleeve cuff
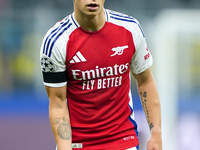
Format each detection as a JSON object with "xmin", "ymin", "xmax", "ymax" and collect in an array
[{"xmin": 43, "ymin": 82, "xmax": 67, "ymax": 88}]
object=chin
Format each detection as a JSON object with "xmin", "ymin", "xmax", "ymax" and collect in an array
[{"xmin": 85, "ymin": 11, "xmax": 99, "ymax": 17}]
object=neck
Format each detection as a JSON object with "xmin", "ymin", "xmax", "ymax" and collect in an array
[{"xmin": 74, "ymin": 9, "xmax": 106, "ymax": 32}]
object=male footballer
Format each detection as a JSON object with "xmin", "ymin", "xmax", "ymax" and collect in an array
[{"xmin": 40, "ymin": 0, "xmax": 162, "ymax": 149}]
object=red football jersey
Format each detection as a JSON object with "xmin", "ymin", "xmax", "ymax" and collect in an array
[{"xmin": 40, "ymin": 9, "xmax": 153, "ymax": 150}]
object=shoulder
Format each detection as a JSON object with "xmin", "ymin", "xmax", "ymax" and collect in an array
[
  {"xmin": 105, "ymin": 9, "xmax": 145, "ymax": 38},
  {"xmin": 41, "ymin": 14, "xmax": 78, "ymax": 58}
]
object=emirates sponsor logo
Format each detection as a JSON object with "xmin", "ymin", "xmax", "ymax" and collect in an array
[
  {"xmin": 71, "ymin": 63, "xmax": 129, "ymax": 90},
  {"xmin": 72, "ymin": 63, "xmax": 129, "ymax": 81}
]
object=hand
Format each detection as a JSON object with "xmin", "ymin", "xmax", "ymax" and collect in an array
[{"xmin": 147, "ymin": 129, "xmax": 162, "ymax": 150}]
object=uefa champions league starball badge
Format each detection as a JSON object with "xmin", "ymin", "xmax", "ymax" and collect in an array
[{"xmin": 41, "ymin": 57, "xmax": 55, "ymax": 72}]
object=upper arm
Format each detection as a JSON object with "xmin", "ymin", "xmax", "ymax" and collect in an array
[
  {"xmin": 45, "ymin": 85, "xmax": 67, "ymax": 101},
  {"xmin": 45, "ymin": 85, "xmax": 67, "ymax": 109},
  {"xmin": 40, "ymin": 27, "xmax": 68, "ymax": 107},
  {"xmin": 132, "ymin": 68, "xmax": 154, "ymax": 87}
]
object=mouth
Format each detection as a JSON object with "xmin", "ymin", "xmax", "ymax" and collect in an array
[{"xmin": 87, "ymin": 3, "xmax": 98, "ymax": 10}]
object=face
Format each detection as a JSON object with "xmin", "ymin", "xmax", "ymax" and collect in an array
[{"xmin": 74, "ymin": 0, "xmax": 105, "ymax": 17}]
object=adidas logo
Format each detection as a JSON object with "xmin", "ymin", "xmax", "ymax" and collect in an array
[{"xmin": 70, "ymin": 51, "xmax": 87, "ymax": 63}]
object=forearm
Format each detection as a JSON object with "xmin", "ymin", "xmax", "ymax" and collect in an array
[
  {"xmin": 137, "ymin": 79, "xmax": 161, "ymax": 133},
  {"xmin": 133, "ymin": 68, "xmax": 162, "ymax": 149},
  {"xmin": 49, "ymin": 99, "xmax": 72, "ymax": 150}
]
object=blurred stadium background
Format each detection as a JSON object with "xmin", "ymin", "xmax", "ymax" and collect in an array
[{"xmin": 0, "ymin": 0, "xmax": 200, "ymax": 149}]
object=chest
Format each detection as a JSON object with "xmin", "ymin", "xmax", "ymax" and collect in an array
[{"xmin": 66, "ymin": 23, "xmax": 135, "ymax": 81}]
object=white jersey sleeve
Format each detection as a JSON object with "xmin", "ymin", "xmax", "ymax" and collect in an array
[
  {"xmin": 40, "ymin": 20, "xmax": 69, "ymax": 87},
  {"xmin": 130, "ymin": 19, "xmax": 153, "ymax": 74}
]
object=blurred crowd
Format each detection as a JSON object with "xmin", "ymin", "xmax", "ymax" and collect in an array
[{"xmin": 0, "ymin": 0, "xmax": 199, "ymax": 93}]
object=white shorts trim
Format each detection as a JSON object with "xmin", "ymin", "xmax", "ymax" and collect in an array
[
  {"xmin": 56, "ymin": 145, "xmax": 138, "ymax": 150},
  {"xmin": 126, "ymin": 147, "xmax": 138, "ymax": 150}
]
